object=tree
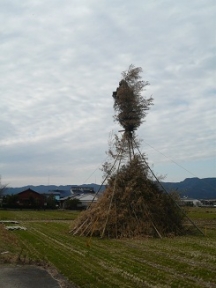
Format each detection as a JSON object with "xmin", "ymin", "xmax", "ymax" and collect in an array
[
  {"xmin": 0, "ymin": 176, "xmax": 7, "ymax": 198},
  {"xmin": 65, "ymin": 198, "xmax": 82, "ymax": 210}
]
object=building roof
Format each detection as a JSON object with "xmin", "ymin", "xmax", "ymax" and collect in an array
[
  {"xmin": 60, "ymin": 193, "xmax": 98, "ymax": 202},
  {"xmin": 18, "ymin": 188, "xmax": 41, "ymax": 196},
  {"xmin": 75, "ymin": 194, "xmax": 98, "ymax": 201},
  {"xmin": 71, "ymin": 186, "xmax": 95, "ymax": 194}
]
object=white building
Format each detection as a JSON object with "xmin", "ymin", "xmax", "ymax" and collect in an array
[
  {"xmin": 76, "ymin": 194, "xmax": 98, "ymax": 208},
  {"xmin": 60, "ymin": 193, "xmax": 98, "ymax": 209},
  {"xmin": 179, "ymin": 198, "xmax": 202, "ymax": 207}
]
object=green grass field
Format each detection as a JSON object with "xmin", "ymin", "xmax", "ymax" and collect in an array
[{"xmin": 0, "ymin": 208, "xmax": 216, "ymax": 288}]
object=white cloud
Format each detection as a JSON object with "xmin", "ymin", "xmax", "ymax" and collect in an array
[{"xmin": 0, "ymin": 0, "xmax": 215, "ymax": 186}]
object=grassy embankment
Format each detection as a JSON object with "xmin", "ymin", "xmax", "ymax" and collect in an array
[{"xmin": 0, "ymin": 208, "xmax": 216, "ymax": 288}]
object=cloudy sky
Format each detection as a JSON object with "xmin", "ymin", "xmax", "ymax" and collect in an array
[{"xmin": 1, "ymin": 0, "xmax": 215, "ymax": 187}]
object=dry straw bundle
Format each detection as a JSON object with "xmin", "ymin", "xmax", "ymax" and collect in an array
[{"xmin": 71, "ymin": 156, "xmax": 185, "ymax": 238}]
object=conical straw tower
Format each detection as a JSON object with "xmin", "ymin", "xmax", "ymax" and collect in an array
[{"xmin": 71, "ymin": 65, "xmax": 201, "ymax": 238}]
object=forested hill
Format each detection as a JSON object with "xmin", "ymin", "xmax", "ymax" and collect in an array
[
  {"xmin": 4, "ymin": 178, "xmax": 216, "ymax": 199},
  {"xmin": 161, "ymin": 177, "xmax": 216, "ymax": 199}
]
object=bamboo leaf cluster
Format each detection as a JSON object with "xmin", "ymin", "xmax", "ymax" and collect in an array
[{"xmin": 112, "ymin": 64, "xmax": 153, "ymax": 132}]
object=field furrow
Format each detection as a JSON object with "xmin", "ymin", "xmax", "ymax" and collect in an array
[{"xmin": 1, "ymin": 208, "xmax": 216, "ymax": 287}]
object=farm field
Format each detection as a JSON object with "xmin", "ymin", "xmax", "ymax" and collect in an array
[{"xmin": 0, "ymin": 208, "xmax": 216, "ymax": 288}]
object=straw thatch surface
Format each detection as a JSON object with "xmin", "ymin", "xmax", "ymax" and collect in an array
[{"xmin": 71, "ymin": 157, "xmax": 185, "ymax": 238}]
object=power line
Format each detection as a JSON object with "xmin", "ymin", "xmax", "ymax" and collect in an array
[
  {"xmin": 82, "ymin": 155, "xmax": 110, "ymax": 184},
  {"xmin": 143, "ymin": 140, "xmax": 198, "ymax": 178},
  {"xmin": 142, "ymin": 140, "xmax": 216, "ymax": 191}
]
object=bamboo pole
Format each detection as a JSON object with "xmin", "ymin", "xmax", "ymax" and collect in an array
[
  {"xmin": 132, "ymin": 136, "xmax": 205, "ymax": 236},
  {"xmin": 100, "ymin": 136, "xmax": 126, "ymax": 238}
]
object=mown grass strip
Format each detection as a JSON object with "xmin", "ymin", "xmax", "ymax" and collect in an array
[{"xmin": 0, "ymin": 210, "xmax": 79, "ymax": 221}]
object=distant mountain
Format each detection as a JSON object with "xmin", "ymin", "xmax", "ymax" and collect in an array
[
  {"xmin": 161, "ymin": 177, "xmax": 216, "ymax": 199},
  {"xmin": 3, "ymin": 178, "xmax": 216, "ymax": 199},
  {"xmin": 4, "ymin": 183, "xmax": 106, "ymax": 197}
]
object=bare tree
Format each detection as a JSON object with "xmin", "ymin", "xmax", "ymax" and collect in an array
[{"xmin": 0, "ymin": 176, "xmax": 7, "ymax": 198}]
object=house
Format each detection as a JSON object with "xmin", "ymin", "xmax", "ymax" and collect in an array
[
  {"xmin": 47, "ymin": 189, "xmax": 70, "ymax": 199},
  {"xmin": 70, "ymin": 186, "xmax": 95, "ymax": 195},
  {"xmin": 43, "ymin": 191, "xmax": 61, "ymax": 201},
  {"xmin": 179, "ymin": 197, "xmax": 202, "ymax": 207},
  {"xmin": 59, "ymin": 186, "xmax": 97, "ymax": 209},
  {"xmin": 200, "ymin": 199, "xmax": 216, "ymax": 207},
  {"xmin": 60, "ymin": 193, "xmax": 98, "ymax": 209},
  {"xmin": 76, "ymin": 194, "xmax": 98, "ymax": 209},
  {"xmin": 17, "ymin": 188, "xmax": 45, "ymax": 208}
]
